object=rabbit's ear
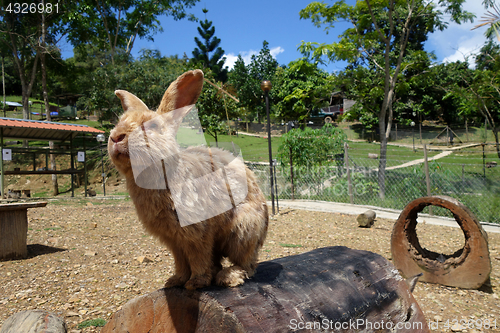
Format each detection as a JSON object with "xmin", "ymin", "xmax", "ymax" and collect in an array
[
  {"xmin": 157, "ymin": 69, "xmax": 204, "ymax": 115},
  {"xmin": 115, "ymin": 90, "xmax": 149, "ymax": 113}
]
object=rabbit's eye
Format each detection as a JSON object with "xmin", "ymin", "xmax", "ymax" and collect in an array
[{"xmin": 146, "ymin": 122, "xmax": 161, "ymax": 133}]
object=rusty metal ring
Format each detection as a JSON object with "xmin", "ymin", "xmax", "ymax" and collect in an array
[{"xmin": 391, "ymin": 195, "xmax": 491, "ymax": 289}]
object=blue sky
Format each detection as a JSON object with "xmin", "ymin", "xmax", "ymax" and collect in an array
[{"xmin": 61, "ymin": 0, "xmax": 490, "ymax": 72}]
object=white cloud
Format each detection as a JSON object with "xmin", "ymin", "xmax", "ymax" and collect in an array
[
  {"xmin": 223, "ymin": 50, "xmax": 257, "ymax": 70},
  {"xmin": 270, "ymin": 46, "xmax": 285, "ymax": 58},
  {"xmin": 427, "ymin": 0, "xmax": 488, "ymax": 68},
  {"xmin": 223, "ymin": 46, "xmax": 284, "ymax": 70}
]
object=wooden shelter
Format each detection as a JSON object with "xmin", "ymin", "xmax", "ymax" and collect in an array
[{"xmin": 0, "ymin": 117, "xmax": 104, "ymax": 198}]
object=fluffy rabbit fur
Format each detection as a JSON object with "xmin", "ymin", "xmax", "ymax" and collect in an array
[{"xmin": 108, "ymin": 69, "xmax": 268, "ymax": 290}]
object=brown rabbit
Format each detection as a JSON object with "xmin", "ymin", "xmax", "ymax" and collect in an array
[{"xmin": 108, "ymin": 69, "xmax": 268, "ymax": 290}]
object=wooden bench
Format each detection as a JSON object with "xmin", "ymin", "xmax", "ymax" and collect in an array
[{"xmin": 0, "ymin": 202, "xmax": 48, "ymax": 260}]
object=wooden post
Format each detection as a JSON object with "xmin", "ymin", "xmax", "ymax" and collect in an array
[
  {"xmin": 345, "ymin": 142, "xmax": 353, "ymax": 204},
  {"xmin": 423, "ymin": 144, "xmax": 432, "ymax": 215},
  {"xmin": 419, "ymin": 122, "xmax": 422, "ymax": 144},
  {"xmin": 485, "ymin": 118, "xmax": 488, "ymax": 143},
  {"xmin": 0, "ymin": 202, "xmax": 47, "ymax": 260},
  {"xmin": 465, "ymin": 119, "xmax": 469, "ymax": 142},
  {"xmin": 84, "ymin": 135, "xmax": 88, "ymax": 197},
  {"xmin": 70, "ymin": 136, "xmax": 74, "ymax": 197},
  {"xmin": 0, "ymin": 128, "xmax": 3, "ymax": 199}
]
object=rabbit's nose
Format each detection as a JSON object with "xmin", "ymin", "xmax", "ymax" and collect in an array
[{"xmin": 110, "ymin": 133, "xmax": 126, "ymax": 143}]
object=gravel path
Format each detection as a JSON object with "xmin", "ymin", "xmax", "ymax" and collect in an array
[{"xmin": 0, "ymin": 198, "xmax": 499, "ymax": 332}]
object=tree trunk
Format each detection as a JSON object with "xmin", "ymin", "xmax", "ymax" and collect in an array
[
  {"xmin": 378, "ymin": 122, "xmax": 388, "ymax": 200},
  {"xmin": 40, "ymin": 7, "xmax": 59, "ymax": 196},
  {"xmin": 6, "ymin": 15, "xmax": 40, "ymax": 121}
]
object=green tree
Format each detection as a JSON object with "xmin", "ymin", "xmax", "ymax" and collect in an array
[
  {"xmin": 65, "ymin": 0, "xmax": 199, "ymax": 65},
  {"xmin": 76, "ymin": 50, "xmax": 187, "ymax": 121},
  {"xmin": 191, "ymin": 8, "xmax": 228, "ymax": 82},
  {"xmin": 229, "ymin": 41, "xmax": 279, "ymax": 124},
  {"xmin": 197, "ymin": 72, "xmax": 237, "ymax": 145},
  {"xmin": 1, "ymin": 3, "xmax": 42, "ymax": 119},
  {"xmin": 446, "ymin": 65, "xmax": 500, "ymax": 158},
  {"xmin": 277, "ymin": 124, "xmax": 346, "ymax": 167},
  {"xmin": 299, "ymin": 0, "xmax": 474, "ymax": 198},
  {"xmin": 274, "ymin": 59, "xmax": 334, "ymax": 123}
]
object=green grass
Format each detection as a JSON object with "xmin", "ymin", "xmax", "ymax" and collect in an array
[
  {"xmin": 78, "ymin": 318, "xmax": 107, "ymax": 329},
  {"xmin": 177, "ymin": 127, "xmax": 282, "ymax": 162},
  {"xmin": 347, "ymin": 141, "xmax": 442, "ymax": 168},
  {"xmin": 280, "ymin": 243, "xmax": 303, "ymax": 248}
]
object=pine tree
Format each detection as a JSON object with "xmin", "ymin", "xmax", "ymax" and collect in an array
[{"xmin": 192, "ymin": 9, "xmax": 228, "ymax": 82}]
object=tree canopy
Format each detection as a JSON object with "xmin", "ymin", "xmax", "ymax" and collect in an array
[
  {"xmin": 191, "ymin": 8, "xmax": 228, "ymax": 82},
  {"xmin": 299, "ymin": 0, "xmax": 474, "ymax": 198}
]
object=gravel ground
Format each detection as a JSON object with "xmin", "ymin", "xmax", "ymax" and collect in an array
[{"xmin": 0, "ymin": 197, "xmax": 499, "ymax": 332}]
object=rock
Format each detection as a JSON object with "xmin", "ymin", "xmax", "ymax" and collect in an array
[
  {"xmin": 486, "ymin": 161, "xmax": 497, "ymax": 168},
  {"xmin": 115, "ymin": 283, "xmax": 128, "ymax": 289},
  {"xmin": 135, "ymin": 256, "xmax": 153, "ymax": 264},
  {"xmin": 45, "ymin": 267, "xmax": 56, "ymax": 275},
  {"xmin": 357, "ymin": 210, "xmax": 376, "ymax": 228},
  {"xmin": 102, "ymin": 246, "xmax": 428, "ymax": 333},
  {"xmin": 84, "ymin": 251, "xmax": 97, "ymax": 256},
  {"xmin": 433, "ymin": 315, "xmax": 442, "ymax": 322},
  {"xmin": 368, "ymin": 153, "xmax": 378, "ymax": 159},
  {"xmin": 0, "ymin": 310, "xmax": 67, "ymax": 333}
]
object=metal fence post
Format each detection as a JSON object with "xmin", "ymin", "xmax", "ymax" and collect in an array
[
  {"xmin": 424, "ymin": 144, "xmax": 432, "ymax": 215},
  {"xmin": 345, "ymin": 142, "xmax": 353, "ymax": 204}
]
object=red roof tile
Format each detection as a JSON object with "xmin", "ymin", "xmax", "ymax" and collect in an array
[{"xmin": 0, "ymin": 117, "xmax": 104, "ymax": 141}]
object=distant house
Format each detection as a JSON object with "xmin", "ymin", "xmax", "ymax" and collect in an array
[{"xmin": 310, "ymin": 91, "xmax": 356, "ymax": 124}]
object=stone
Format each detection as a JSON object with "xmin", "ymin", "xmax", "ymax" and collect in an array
[
  {"xmin": 84, "ymin": 251, "xmax": 97, "ymax": 256},
  {"xmin": 0, "ymin": 310, "xmax": 67, "ymax": 333},
  {"xmin": 135, "ymin": 256, "xmax": 153, "ymax": 264},
  {"xmin": 115, "ymin": 283, "xmax": 128, "ymax": 289}
]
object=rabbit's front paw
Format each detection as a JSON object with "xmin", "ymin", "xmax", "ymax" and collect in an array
[
  {"xmin": 215, "ymin": 266, "xmax": 248, "ymax": 287},
  {"xmin": 184, "ymin": 274, "xmax": 212, "ymax": 290},
  {"xmin": 164, "ymin": 275, "xmax": 189, "ymax": 288}
]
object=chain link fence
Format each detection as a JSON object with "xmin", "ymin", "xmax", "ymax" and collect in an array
[{"xmin": 246, "ymin": 144, "xmax": 500, "ymax": 224}]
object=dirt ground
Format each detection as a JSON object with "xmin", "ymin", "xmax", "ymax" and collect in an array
[{"xmin": 0, "ymin": 197, "xmax": 499, "ymax": 332}]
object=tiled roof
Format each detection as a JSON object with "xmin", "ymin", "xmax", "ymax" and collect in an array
[{"xmin": 0, "ymin": 117, "xmax": 104, "ymax": 141}]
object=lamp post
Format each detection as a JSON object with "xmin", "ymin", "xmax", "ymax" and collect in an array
[
  {"xmin": 261, "ymin": 80, "xmax": 275, "ymax": 215},
  {"xmin": 411, "ymin": 121, "xmax": 416, "ymax": 152},
  {"xmin": 96, "ymin": 133, "xmax": 106, "ymax": 196}
]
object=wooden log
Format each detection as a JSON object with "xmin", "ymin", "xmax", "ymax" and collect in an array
[
  {"xmin": 357, "ymin": 210, "xmax": 376, "ymax": 227},
  {"xmin": 0, "ymin": 202, "xmax": 47, "ymax": 260},
  {"xmin": 0, "ymin": 310, "xmax": 67, "ymax": 333},
  {"xmin": 102, "ymin": 246, "xmax": 429, "ymax": 333}
]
